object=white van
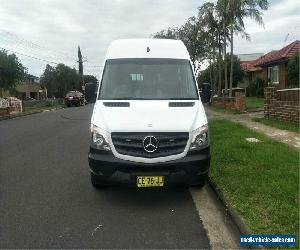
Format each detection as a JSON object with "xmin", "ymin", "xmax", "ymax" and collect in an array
[{"xmin": 89, "ymin": 39, "xmax": 210, "ymax": 188}]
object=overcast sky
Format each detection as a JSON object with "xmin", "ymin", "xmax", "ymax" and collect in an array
[{"xmin": 0, "ymin": 0, "xmax": 299, "ymax": 78}]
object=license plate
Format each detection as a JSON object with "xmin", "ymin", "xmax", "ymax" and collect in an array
[{"xmin": 137, "ymin": 176, "xmax": 164, "ymax": 187}]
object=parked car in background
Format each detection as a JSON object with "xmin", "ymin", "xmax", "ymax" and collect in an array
[{"xmin": 64, "ymin": 91, "xmax": 86, "ymax": 107}]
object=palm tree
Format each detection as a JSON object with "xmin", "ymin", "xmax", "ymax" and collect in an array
[
  {"xmin": 216, "ymin": 0, "xmax": 230, "ymax": 94},
  {"xmin": 198, "ymin": 2, "xmax": 223, "ymax": 94},
  {"xmin": 226, "ymin": 0, "xmax": 269, "ymax": 96}
]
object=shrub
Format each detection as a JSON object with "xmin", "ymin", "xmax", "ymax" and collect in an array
[
  {"xmin": 247, "ymin": 77, "xmax": 266, "ymax": 97},
  {"xmin": 286, "ymin": 53, "xmax": 299, "ymax": 88}
]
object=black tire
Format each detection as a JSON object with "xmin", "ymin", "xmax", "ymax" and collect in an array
[
  {"xmin": 66, "ymin": 103, "xmax": 71, "ymax": 107},
  {"xmin": 190, "ymin": 181, "xmax": 206, "ymax": 189},
  {"xmin": 189, "ymin": 173, "xmax": 208, "ymax": 189},
  {"xmin": 91, "ymin": 173, "xmax": 107, "ymax": 189}
]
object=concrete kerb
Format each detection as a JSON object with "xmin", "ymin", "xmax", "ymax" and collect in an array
[
  {"xmin": 207, "ymin": 178, "xmax": 266, "ymax": 249},
  {"xmin": 208, "ymin": 177, "xmax": 251, "ymax": 235}
]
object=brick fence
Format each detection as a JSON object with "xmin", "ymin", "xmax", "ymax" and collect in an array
[
  {"xmin": 213, "ymin": 92, "xmax": 246, "ymax": 112},
  {"xmin": 264, "ymin": 87, "xmax": 299, "ymax": 124}
]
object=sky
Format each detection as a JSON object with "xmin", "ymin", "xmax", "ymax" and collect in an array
[{"xmin": 0, "ymin": 0, "xmax": 299, "ymax": 78}]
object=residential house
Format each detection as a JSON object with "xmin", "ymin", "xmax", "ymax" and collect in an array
[
  {"xmin": 254, "ymin": 40, "xmax": 299, "ymax": 89},
  {"xmin": 239, "ymin": 53, "xmax": 264, "ymax": 87},
  {"xmin": 241, "ymin": 40, "xmax": 300, "ymax": 89},
  {"xmin": 15, "ymin": 74, "xmax": 47, "ymax": 100}
]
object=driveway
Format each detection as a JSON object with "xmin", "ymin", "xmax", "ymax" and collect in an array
[{"xmin": 0, "ymin": 104, "xmax": 239, "ymax": 249}]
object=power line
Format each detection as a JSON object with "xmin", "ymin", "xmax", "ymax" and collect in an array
[
  {"xmin": 0, "ymin": 28, "xmax": 76, "ymax": 59},
  {"xmin": 0, "ymin": 38, "xmax": 73, "ymax": 64},
  {"xmin": 0, "ymin": 28, "xmax": 76, "ymax": 61},
  {"xmin": 0, "ymin": 46, "xmax": 76, "ymax": 68}
]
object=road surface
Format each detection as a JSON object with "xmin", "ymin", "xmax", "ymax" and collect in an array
[{"xmin": 0, "ymin": 104, "xmax": 238, "ymax": 249}]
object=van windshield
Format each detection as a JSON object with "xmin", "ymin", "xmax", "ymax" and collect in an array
[{"xmin": 99, "ymin": 59, "xmax": 198, "ymax": 100}]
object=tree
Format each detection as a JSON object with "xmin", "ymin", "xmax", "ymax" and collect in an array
[
  {"xmin": 198, "ymin": 2, "xmax": 222, "ymax": 94},
  {"xmin": 198, "ymin": 53, "xmax": 244, "ymax": 89},
  {"xmin": 153, "ymin": 27, "xmax": 179, "ymax": 40},
  {"xmin": 83, "ymin": 75, "xmax": 98, "ymax": 84},
  {"xmin": 286, "ymin": 52, "xmax": 300, "ymax": 88},
  {"xmin": 216, "ymin": 0, "xmax": 230, "ymax": 91},
  {"xmin": 153, "ymin": 18, "xmax": 207, "ymax": 74},
  {"xmin": 223, "ymin": 53, "xmax": 244, "ymax": 88},
  {"xmin": 40, "ymin": 63, "xmax": 81, "ymax": 98},
  {"xmin": 0, "ymin": 49, "xmax": 26, "ymax": 90},
  {"xmin": 153, "ymin": 0, "xmax": 268, "ymax": 97},
  {"xmin": 226, "ymin": 0, "xmax": 269, "ymax": 96},
  {"xmin": 179, "ymin": 17, "xmax": 207, "ymax": 74}
]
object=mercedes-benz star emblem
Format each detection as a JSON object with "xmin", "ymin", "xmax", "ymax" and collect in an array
[{"xmin": 143, "ymin": 136, "xmax": 158, "ymax": 153}]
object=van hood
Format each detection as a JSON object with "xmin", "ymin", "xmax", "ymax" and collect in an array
[{"xmin": 91, "ymin": 100, "xmax": 207, "ymax": 132}]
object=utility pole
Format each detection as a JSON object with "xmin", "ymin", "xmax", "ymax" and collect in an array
[{"xmin": 78, "ymin": 46, "xmax": 85, "ymax": 92}]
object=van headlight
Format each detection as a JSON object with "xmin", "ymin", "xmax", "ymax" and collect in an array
[
  {"xmin": 189, "ymin": 124, "xmax": 209, "ymax": 151},
  {"xmin": 91, "ymin": 124, "xmax": 111, "ymax": 151}
]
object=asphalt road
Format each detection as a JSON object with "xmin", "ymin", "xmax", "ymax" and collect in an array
[{"xmin": 0, "ymin": 104, "xmax": 211, "ymax": 249}]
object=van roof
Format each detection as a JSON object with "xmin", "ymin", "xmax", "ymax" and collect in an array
[{"xmin": 105, "ymin": 39, "xmax": 190, "ymax": 60}]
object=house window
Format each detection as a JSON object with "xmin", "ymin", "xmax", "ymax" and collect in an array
[
  {"xmin": 272, "ymin": 66, "xmax": 279, "ymax": 83},
  {"xmin": 267, "ymin": 66, "xmax": 279, "ymax": 84}
]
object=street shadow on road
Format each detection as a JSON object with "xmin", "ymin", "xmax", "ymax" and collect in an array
[{"xmin": 88, "ymin": 186, "xmax": 195, "ymax": 214}]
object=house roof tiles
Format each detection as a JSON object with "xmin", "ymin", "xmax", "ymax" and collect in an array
[
  {"xmin": 241, "ymin": 59, "xmax": 261, "ymax": 72},
  {"xmin": 254, "ymin": 40, "xmax": 299, "ymax": 66}
]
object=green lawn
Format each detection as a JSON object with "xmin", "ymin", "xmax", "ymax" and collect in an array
[
  {"xmin": 209, "ymin": 119, "xmax": 299, "ymax": 236},
  {"xmin": 246, "ymin": 97, "xmax": 264, "ymax": 110},
  {"xmin": 253, "ymin": 117, "xmax": 299, "ymax": 134}
]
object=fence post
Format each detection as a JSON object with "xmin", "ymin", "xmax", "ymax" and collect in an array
[{"xmin": 264, "ymin": 87, "xmax": 275, "ymax": 118}]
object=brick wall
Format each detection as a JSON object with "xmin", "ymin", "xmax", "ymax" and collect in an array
[
  {"xmin": 264, "ymin": 87, "xmax": 299, "ymax": 124},
  {"xmin": 213, "ymin": 93, "xmax": 246, "ymax": 112},
  {"xmin": 0, "ymin": 108, "xmax": 9, "ymax": 116}
]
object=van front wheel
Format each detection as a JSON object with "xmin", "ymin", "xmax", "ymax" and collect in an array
[
  {"xmin": 91, "ymin": 173, "xmax": 107, "ymax": 189},
  {"xmin": 189, "ymin": 173, "xmax": 208, "ymax": 189},
  {"xmin": 190, "ymin": 181, "xmax": 206, "ymax": 189}
]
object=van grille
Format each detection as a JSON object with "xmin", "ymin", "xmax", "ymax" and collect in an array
[{"xmin": 111, "ymin": 132, "xmax": 189, "ymax": 158}]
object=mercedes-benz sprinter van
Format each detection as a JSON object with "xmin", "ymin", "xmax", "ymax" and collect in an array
[{"xmin": 88, "ymin": 39, "xmax": 210, "ymax": 188}]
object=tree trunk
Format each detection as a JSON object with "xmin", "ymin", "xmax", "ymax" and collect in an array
[
  {"xmin": 229, "ymin": 22, "xmax": 234, "ymax": 97},
  {"xmin": 209, "ymin": 55, "xmax": 213, "ymax": 87},
  {"xmin": 223, "ymin": 21, "xmax": 228, "ymax": 93},
  {"xmin": 218, "ymin": 35, "xmax": 222, "ymax": 95},
  {"xmin": 212, "ymin": 47, "xmax": 216, "ymax": 94},
  {"xmin": 192, "ymin": 59, "xmax": 196, "ymax": 74}
]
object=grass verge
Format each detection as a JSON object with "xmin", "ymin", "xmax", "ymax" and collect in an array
[
  {"xmin": 209, "ymin": 119, "xmax": 299, "ymax": 237},
  {"xmin": 253, "ymin": 117, "xmax": 299, "ymax": 134},
  {"xmin": 23, "ymin": 104, "xmax": 65, "ymax": 113},
  {"xmin": 0, "ymin": 104, "xmax": 65, "ymax": 121},
  {"xmin": 246, "ymin": 97, "xmax": 264, "ymax": 110}
]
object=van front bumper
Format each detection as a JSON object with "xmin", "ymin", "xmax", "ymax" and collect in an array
[{"xmin": 88, "ymin": 146, "xmax": 210, "ymax": 187}]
